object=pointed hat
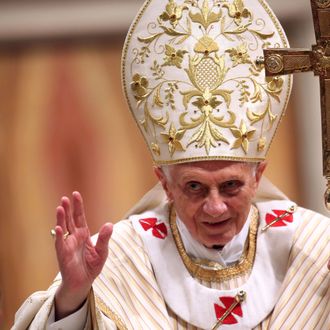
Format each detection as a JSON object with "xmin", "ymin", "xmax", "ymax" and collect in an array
[{"xmin": 122, "ymin": 0, "xmax": 292, "ymax": 165}]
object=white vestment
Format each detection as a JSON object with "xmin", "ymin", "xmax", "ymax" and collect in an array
[{"xmin": 12, "ymin": 178, "xmax": 330, "ymax": 329}]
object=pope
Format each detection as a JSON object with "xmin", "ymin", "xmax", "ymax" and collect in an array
[{"xmin": 12, "ymin": 0, "xmax": 330, "ymax": 329}]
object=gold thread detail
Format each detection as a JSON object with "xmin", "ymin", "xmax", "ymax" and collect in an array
[
  {"xmin": 169, "ymin": 205, "xmax": 259, "ymax": 282},
  {"xmin": 95, "ymin": 294, "xmax": 128, "ymax": 330},
  {"xmin": 154, "ymin": 154, "xmax": 264, "ymax": 166},
  {"xmin": 121, "ymin": 0, "xmax": 293, "ymax": 162},
  {"xmin": 89, "ymin": 288, "xmax": 100, "ymax": 330},
  {"xmin": 257, "ymin": 0, "xmax": 292, "ymax": 151}
]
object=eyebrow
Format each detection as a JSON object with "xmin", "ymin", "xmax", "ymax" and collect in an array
[{"xmin": 179, "ymin": 174, "xmax": 245, "ymax": 183}]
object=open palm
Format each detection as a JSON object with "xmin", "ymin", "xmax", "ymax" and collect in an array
[{"xmin": 54, "ymin": 191, "xmax": 112, "ymax": 319}]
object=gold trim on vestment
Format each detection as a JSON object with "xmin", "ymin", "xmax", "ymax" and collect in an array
[
  {"xmin": 89, "ymin": 288, "xmax": 100, "ymax": 330},
  {"xmin": 95, "ymin": 294, "xmax": 128, "ymax": 330},
  {"xmin": 169, "ymin": 205, "xmax": 259, "ymax": 282}
]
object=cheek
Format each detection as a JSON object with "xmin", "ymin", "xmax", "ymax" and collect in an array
[
  {"xmin": 172, "ymin": 196, "xmax": 200, "ymax": 226},
  {"xmin": 174, "ymin": 196, "xmax": 197, "ymax": 216},
  {"xmin": 232, "ymin": 191, "xmax": 254, "ymax": 225}
]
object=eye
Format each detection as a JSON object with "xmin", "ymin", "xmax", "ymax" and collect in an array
[
  {"xmin": 220, "ymin": 180, "xmax": 242, "ymax": 194},
  {"xmin": 186, "ymin": 181, "xmax": 203, "ymax": 192}
]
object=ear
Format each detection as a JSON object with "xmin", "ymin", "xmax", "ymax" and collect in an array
[
  {"xmin": 255, "ymin": 161, "xmax": 267, "ymax": 187},
  {"xmin": 153, "ymin": 166, "xmax": 173, "ymax": 201}
]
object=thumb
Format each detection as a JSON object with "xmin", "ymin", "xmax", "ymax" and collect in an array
[{"xmin": 95, "ymin": 223, "xmax": 113, "ymax": 261}]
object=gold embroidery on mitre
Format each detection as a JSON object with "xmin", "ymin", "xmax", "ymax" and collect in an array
[
  {"xmin": 123, "ymin": 0, "xmax": 292, "ymax": 163},
  {"xmin": 186, "ymin": 54, "xmax": 227, "ymax": 93},
  {"xmin": 226, "ymin": 43, "xmax": 251, "ymax": 67},
  {"xmin": 161, "ymin": 123, "xmax": 186, "ymax": 156},
  {"xmin": 222, "ymin": 0, "xmax": 251, "ymax": 25},
  {"xmin": 230, "ymin": 120, "xmax": 256, "ymax": 154},
  {"xmin": 194, "ymin": 36, "xmax": 219, "ymax": 55},
  {"xmin": 257, "ymin": 136, "xmax": 266, "ymax": 152},
  {"xmin": 169, "ymin": 205, "xmax": 259, "ymax": 282},
  {"xmin": 159, "ymin": 0, "xmax": 189, "ymax": 28},
  {"xmin": 151, "ymin": 142, "xmax": 161, "ymax": 156},
  {"xmin": 131, "ymin": 74, "xmax": 149, "ymax": 102},
  {"xmin": 163, "ymin": 45, "xmax": 188, "ymax": 68},
  {"xmin": 189, "ymin": 0, "xmax": 222, "ymax": 30}
]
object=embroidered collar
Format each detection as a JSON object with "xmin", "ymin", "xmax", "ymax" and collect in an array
[{"xmin": 169, "ymin": 205, "xmax": 259, "ymax": 282}]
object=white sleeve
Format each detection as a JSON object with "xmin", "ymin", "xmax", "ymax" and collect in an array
[{"xmin": 46, "ymin": 300, "xmax": 88, "ymax": 330}]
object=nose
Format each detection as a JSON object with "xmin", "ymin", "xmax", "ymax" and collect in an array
[{"xmin": 202, "ymin": 189, "xmax": 228, "ymax": 218}]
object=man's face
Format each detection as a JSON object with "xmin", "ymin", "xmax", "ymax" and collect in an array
[{"xmin": 155, "ymin": 161, "xmax": 266, "ymax": 248}]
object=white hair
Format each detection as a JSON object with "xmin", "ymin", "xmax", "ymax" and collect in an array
[{"xmin": 160, "ymin": 165, "xmax": 172, "ymax": 182}]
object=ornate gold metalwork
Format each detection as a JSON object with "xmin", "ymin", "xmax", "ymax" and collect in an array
[
  {"xmin": 169, "ymin": 205, "xmax": 259, "ymax": 282},
  {"xmin": 263, "ymin": 49, "xmax": 313, "ymax": 76},
  {"xmin": 263, "ymin": 0, "xmax": 330, "ymax": 210},
  {"xmin": 316, "ymin": 0, "xmax": 330, "ymax": 9},
  {"xmin": 313, "ymin": 43, "xmax": 330, "ymax": 76},
  {"xmin": 265, "ymin": 54, "xmax": 284, "ymax": 74}
]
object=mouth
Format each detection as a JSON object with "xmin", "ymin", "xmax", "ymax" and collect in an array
[{"xmin": 202, "ymin": 218, "xmax": 231, "ymax": 228}]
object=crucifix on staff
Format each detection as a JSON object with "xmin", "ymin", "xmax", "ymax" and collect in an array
[{"xmin": 262, "ymin": 0, "xmax": 330, "ymax": 208}]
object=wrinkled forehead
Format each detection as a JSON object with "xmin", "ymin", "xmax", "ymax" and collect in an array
[{"xmin": 165, "ymin": 160, "xmax": 256, "ymax": 176}]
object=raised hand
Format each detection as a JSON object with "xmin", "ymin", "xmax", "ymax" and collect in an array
[{"xmin": 53, "ymin": 191, "xmax": 113, "ymax": 320}]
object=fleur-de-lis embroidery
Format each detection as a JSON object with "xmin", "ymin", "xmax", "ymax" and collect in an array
[
  {"xmin": 159, "ymin": 0, "xmax": 188, "ymax": 28},
  {"xmin": 139, "ymin": 218, "xmax": 168, "ymax": 239},
  {"xmin": 262, "ymin": 205, "xmax": 297, "ymax": 231}
]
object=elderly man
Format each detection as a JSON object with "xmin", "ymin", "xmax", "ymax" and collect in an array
[{"xmin": 13, "ymin": 0, "xmax": 330, "ymax": 329}]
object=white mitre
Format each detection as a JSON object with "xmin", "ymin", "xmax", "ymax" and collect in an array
[{"xmin": 122, "ymin": 0, "xmax": 292, "ymax": 165}]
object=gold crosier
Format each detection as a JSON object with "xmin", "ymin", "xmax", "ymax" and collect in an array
[{"xmin": 261, "ymin": 0, "xmax": 330, "ymax": 210}]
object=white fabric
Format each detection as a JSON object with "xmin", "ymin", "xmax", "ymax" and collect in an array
[
  {"xmin": 122, "ymin": 0, "xmax": 292, "ymax": 164},
  {"xmin": 11, "ymin": 176, "xmax": 289, "ymax": 329},
  {"xmin": 46, "ymin": 299, "xmax": 88, "ymax": 330},
  {"xmin": 131, "ymin": 199, "xmax": 298, "ymax": 329},
  {"xmin": 176, "ymin": 208, "xmax": 251, "ymax": 266}
]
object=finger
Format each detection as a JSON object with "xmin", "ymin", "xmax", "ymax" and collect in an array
[
  {"xmin": 56, "ymin": 206, "xmax": 67, "ymax": 234},
  {"xmin": 72, "ymin": 191, "xmax": 87, "ymax": 228},
  {"xmin": 54, "ymin": 225, "xmax": 65, "ymax": 252},
  {"xmin": 95, "ymin": 223, "xmax": 113, "ymax": 261},
  {"xmin": 328, "ymin": 258, "xmax": 330, "ymax": 271},
  {"xmin": 61, "ymin": 196, "xmax": 75, "ymax": 234},
  {"xmin": 55, "ymin": 208, "xmax": 71, "ymax": 247}
]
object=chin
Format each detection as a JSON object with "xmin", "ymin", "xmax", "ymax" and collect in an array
[{"xmin": 203, "ymin": 234, "xmax": 233, "ymax": 248}]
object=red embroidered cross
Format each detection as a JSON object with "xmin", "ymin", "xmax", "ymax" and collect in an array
[
  {"xmin": 265, "ymin": 209, "xmax": 294, "ymax": 228},
  {"xmin": 139, "ymin": 218, "xmax": 168, "ymax": 239},
  {"xmin": 214, "ymin": 296, "xmax": 243, "ymax": 325}
]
